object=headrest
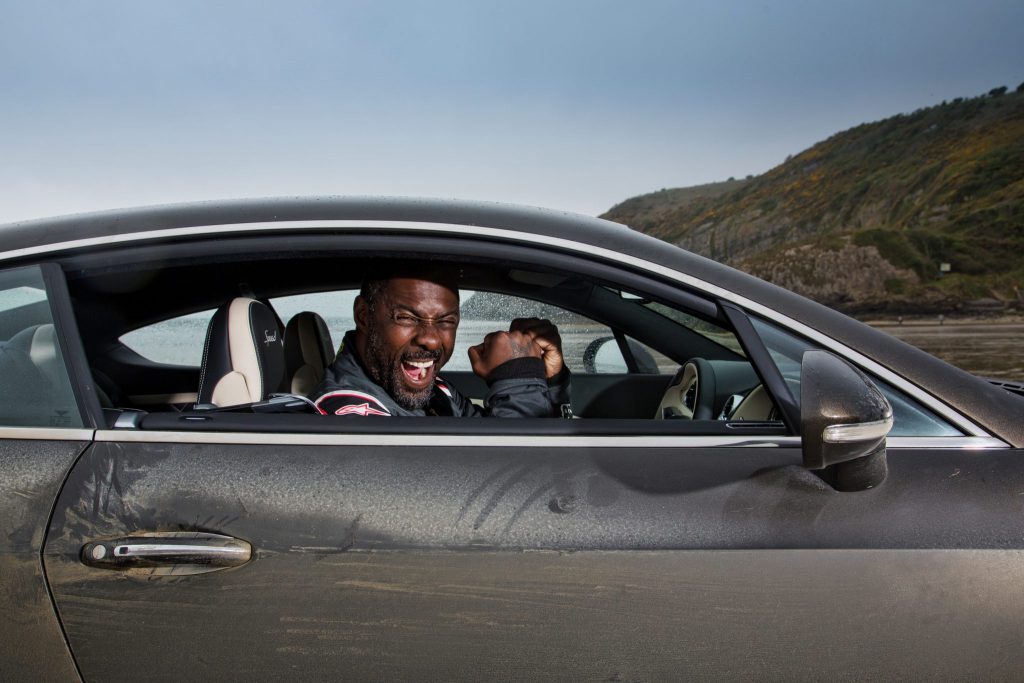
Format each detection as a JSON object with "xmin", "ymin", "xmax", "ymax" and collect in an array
[
  {"xmin": 197, "ymin": 298, "xmax": 285, "ymax": 406},
  {"xmin": 284, "ymin": 311, "xmax": 335, "ymax": 395},
  {"xmin": 9, "ymin": 323, "xmax": 61, "ymax": 387},
  {"xmin": 4, "ymin": 323, "xmax": 81, "ymax": 426},
  {"xmin": 1, "ymin": 328, "xmax": 55, "ymax": 425}
]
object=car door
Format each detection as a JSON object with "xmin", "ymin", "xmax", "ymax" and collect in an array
[
  {"xmin": 42, "ymin": 417, "xmax": 1024, "ymax": 679},
  {"xmin": 41, "ymin": 270, "xmax": 1024, "ymax": 680},
  {"xmin": 0, "ymin": 263, "xmax": 94, "ymax": 682}
]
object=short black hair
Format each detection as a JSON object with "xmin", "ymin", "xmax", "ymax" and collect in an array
[{"xmin": 360, "ymin": 260, "xmax": 460, "ymax": 313}]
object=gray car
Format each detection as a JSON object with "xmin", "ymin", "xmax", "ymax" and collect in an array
[{"xmin": 2, "ymin": 197, "xmax": 1023, "ymax": 681}]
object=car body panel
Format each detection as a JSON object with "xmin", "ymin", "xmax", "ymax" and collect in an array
[
  {"xmin": 0, "ymin": 433, "xmax": 89, "ymax": 682},
  {"xmin": 43, "ymin": 548, "xmax": 1024, "ymax": 680},
  {"xmin": 42, "ymin": 437, "xmax": 1024, "ymax": 679}
]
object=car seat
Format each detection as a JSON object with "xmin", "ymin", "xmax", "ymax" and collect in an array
[
  {"xmin": 283, "ymin": 311, "xmax": 335, "ymax": 395},
  {"xmin": 1, "ymin": 325, "xmax": 59, "ymax": 424},
  {"xmin": 197, "ymin": 298, "xmax": 286, "ymax": 407},
  {"xmin": 2, "ymin": 323, "xmax": 87, "ymax": 425}
]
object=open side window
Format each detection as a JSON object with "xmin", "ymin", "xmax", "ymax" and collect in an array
[{"xmin": 66, "ymin": 235, "xmax": 787, "ymax": 437}]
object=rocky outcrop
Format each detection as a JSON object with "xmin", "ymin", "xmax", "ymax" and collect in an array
[{"xmin": 740, "ymin": 243, "xmax": 931, "ymax": 312}]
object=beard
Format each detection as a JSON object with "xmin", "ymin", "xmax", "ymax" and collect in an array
[{"xmin": 363, "ymin": 323, "xmax": 441, "ymax": 411}]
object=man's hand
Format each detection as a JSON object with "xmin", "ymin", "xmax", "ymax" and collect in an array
[
  {"xmin": 510, "ymin": 318, "xmax": 564, "ymax": 380},
  {"xmin": 468, "ymin": 329, "xmax": 542, "ymax": 378},
  {"xmin": 469, "ymin": 318, "xmax": 565, "ymax": 380}
]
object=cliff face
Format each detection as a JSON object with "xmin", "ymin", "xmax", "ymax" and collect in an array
[
  {"xmin": 603, "ymin": 88, "xmax": 1024, "ymax": 313},
  {"xmin": 744, "ymin": 243, "xmax": 939, "ymax": 310}
]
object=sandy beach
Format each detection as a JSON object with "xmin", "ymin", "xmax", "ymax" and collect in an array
[{"xmin": 857, "ymin": 314, "xmax": 1024, "ymax": 380}]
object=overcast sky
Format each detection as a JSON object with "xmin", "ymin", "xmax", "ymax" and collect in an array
[{"xmin": 1, "ymin": 0, "xmax": 1021, "ymax": 223}]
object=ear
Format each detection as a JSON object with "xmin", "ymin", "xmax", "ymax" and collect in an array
[{"xmin": 354, "ymin": 295, "xmax": 369, "ymax": 331}]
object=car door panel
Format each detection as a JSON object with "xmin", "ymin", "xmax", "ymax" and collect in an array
[
  {"xmin": 0, "ymin": 436, "xmax": 90, "ymax": 682},
  {"xmin": 43, "ymin": 546, "xmax": 1024, "ymax": 680},
  {"xmin": 43, "ymin": 436, "xmax": 1024, "ymax": 679},
  {"xmin": 569, "ymin": 373, "xmax": 673, "ymax": 418}
]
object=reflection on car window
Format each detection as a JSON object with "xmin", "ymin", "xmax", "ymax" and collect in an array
[
  {"xmin": 749, "ymin": 316, "xmax": 961, "ymax": 437},
  {"xmin": 0, "ymin": 266, "xmax": 83, "ymax": 428}
]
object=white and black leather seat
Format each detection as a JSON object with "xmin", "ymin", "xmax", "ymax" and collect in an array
[
  {"xmin": 1, "ymin": 324, "xmax": 62, "ymax": 422},
  {"xmin": 283, "ymin": 311, "xmax": 335, "ymax": 395},
  {"xmin": 8, "ymin": 323, "xmax": 61, "ymax": 386},
  {"xmin": 197, "ymin": 298, "xmax": 286, "ymax": 407}
]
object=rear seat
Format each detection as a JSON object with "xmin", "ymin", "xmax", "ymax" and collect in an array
[{"xmin": 1, "ymin": 324, "xmax": 62, "ymax": 425}]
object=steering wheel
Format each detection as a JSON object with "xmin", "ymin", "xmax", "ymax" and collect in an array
[{"xmin": 654, "ymin": 358, "xmax": 717, "ymax": 420}]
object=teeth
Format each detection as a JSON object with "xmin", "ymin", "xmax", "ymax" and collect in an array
[{"xmin": 407, "ymin": 360, "xmax": 434, "ymax": 368}]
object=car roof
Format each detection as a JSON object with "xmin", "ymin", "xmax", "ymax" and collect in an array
[
  {"xmin": 0, "ymin": 196, "xmax": 632, "ymax": 253},
  {"xmin": 0, "ymin": 196, "xmax": 872, "ymax": 324},
  {"xmin": 2, "ymin": 196, "xmax": 1022, "ymax": 445}
]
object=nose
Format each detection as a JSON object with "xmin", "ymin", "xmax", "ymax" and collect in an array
[{"xmin": 412, "ymin": 322, "xmax": 442, "ymax": 350}]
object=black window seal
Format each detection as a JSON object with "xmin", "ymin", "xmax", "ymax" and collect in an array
[
  {"xmin": 136, "ymin": 410, "xmax": 790, "ymax": 437},
  {"xmin": 719, "ymin": 301, "xmax": 800, "ymax": 434},
  {"xmin": 40, "ymin": 262, "xmax": 104, "ymax": 430}
]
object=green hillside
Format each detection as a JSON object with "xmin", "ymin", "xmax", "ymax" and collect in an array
[{"xmin": 603, "ymin": 86, "xmax": 1024, "ymax": 313}]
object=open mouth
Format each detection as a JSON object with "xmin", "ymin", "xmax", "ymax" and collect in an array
[{"xmin": 401, "ymin": 359, "xmax": 435, "ymax": 384}]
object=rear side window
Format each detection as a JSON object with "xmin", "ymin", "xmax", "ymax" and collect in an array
[
  {"xmin": 0, "ymin": 266, "xmax": 83, "ymax": 428},
  {"xmin": 120, "ymin": 310, "xmax": 215, "ymax": 366}
]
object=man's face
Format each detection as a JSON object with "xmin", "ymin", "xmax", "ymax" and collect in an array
[{"xmin": 355, "ymin": 277, "xmax": 460, "ymax": 411}]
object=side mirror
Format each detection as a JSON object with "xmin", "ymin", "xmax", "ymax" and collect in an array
[
  {"xmin": 583, "ymin": 337, "xmax": 627, "ymax": 373},
  {"xmin": 800, "ymin": 350, "xmax": 893, "ymax": 491}
]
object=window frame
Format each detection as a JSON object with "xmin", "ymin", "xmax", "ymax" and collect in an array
[
  {"xmin": 39, "ymin": 262, "xmax": 104, "ymax": 430},
  {"xmin": 53, "ymin": 228, "xmax": 1000, "ymax": 444}
]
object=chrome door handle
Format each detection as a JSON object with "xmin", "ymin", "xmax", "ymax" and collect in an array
[{"xmin": 81, "ymin": 532, "xmax": 251, "ymax": 575}]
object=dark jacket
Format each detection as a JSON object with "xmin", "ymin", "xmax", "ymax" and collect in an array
[{"xmin": 309, "ymin": 331, "xmax": 570, "ymax": 417}]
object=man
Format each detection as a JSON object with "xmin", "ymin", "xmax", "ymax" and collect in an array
[{"xmin": 309, "ymin": 264, "xmax": 569, "ymax": 417}]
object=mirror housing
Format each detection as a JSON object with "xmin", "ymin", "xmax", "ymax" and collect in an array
[{"xmin": 800, "ymin": 350, "xmax": 893, "ymax": 491}]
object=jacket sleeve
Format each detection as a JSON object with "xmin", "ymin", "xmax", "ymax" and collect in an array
[{"xmin": 476, "ymin": 357, "xmax": 571, "ymax": 418}]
